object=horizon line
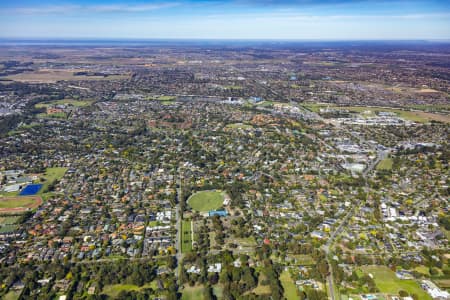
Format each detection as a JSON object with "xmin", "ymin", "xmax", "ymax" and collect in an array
[{"xmin": 1, "ymin": 37, "xmax": 450, "ymax": 42}]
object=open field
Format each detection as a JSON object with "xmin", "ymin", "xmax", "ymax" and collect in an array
[
  {"xmin": 409, "ymin": 104, "xmax": 450, "ymax": 113},
  {"xmin": 0, "ymin": 215, "xmax": 20, "ymax": 233},
  {"xmin": 102, "ymin": 282, "xmax": 157, "ymax": 298},
  {"xmin": 160, "ymin": 100, "xmax": 175, "ymax": 105},
  {"xmin": 412, "ymin": 111, "xmax": 450, "ymax": 123},
  {"xmin": 3, "ymin": 291, "xmax": 21, "ymax": 300},
  {"xmin": 0, "ymin": 216, "xmax": 21, "ymax": 224},
  {"xmin": 290, "ymin": 254, "xmax": 316, "ymax": 265},
  {"xmin": 434, "ymin": 279, "xmax": 450, "ymax": 289},
  {"xmin": 35, "ymin": 99, "xmax": 93, "ymax": 108},
  {"xmin": 224, "ymin": 85, "xmax": 243, "ymax": 90},
  {"xmin": 213, "ymin": 285, "xmax": 223, "ymax": 299},
  {"xmin": 38, "ymin": 167, "xmax": 68, "ymax": 194},
  {"xmin": 181, "ymin": 220, "xmax": 193, "ymax": 253},
  {"xmin": 280, "ymin": 271, "xmax": 298, "ymax": 300},
  {"xmin": 376, "ymin": 158, "xmax": 393, "ymax": 170},
  {"xmin": 37, "ymin": 112, "xmax": 67, "ymax": 119},
  {"xmin": 157, "ymin": 95, "xmax": 176, "ymax": 101},
  {"xmin": 102, "ymin": 284, "xmax": 141, "ymax": 298},
  {"xmin": 256, "ymin": 100, "xmax": 274, "ymax": 107},
  {"xmin": 3, "ymin": 69, "xmax": 129, "ymax": 83},
  {"xmin": 233, "ymin": 237, "xmax": 257, "ymax": 247},
  {"xmin": 303, "ymin": 103, "xmax": 450, "ymax": 123},
  {"xmin": 226, "ymin": 123, "xmax": 253, "ymax": 130},
  {"xmin": 360, "ymin": 266, "xmax": 432, "ymax": 299},
  {"xmin": 252, "ymin": 282, "xmax": 271, "ymax": 295},
  {"xmin": 188, "ymin": 190, "xmax": 224, "ymax": 212},
  {"xmin": 0, "ymin": 196, "xmax": 43, "ymax": 214},
  {"xmin": 0, "ymin": 191, "xmax": 19, "ymax": 197},
  {"xmin": 414, "ymin": 266, "xmax": 430, "ymax": 276},
  {"xmin": 0, "ymin": 197, "xmax": 36, "ymax": 208},
  {"xmin": 0, "ymin": 224, "xmax": 18, "ymax": 233},
  {"xmin": 146, "ymin": 95, "xmax": 177, "ymax": 101},
  {"xmin": 181, "ymin": 285, "xmax": 205, "ymax": 300}
]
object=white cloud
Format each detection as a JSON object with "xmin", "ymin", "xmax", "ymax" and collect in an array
[
  {"xmin": 204, "ymin": 11, "xmax": 450, "ymax": 22},
  {"xmin": 14, "ymin": 5, "xmax": 82, "ymax": 15},
  {"xmin": 10, "ymin": 2, "xmax": 180, "ymax": 15},
  {"xmin": 91, "ymin": 3, "xmax": 180, "ymax": 13}
]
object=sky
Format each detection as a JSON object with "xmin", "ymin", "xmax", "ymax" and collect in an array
[{"xmin": 1, "ymin": 0, "xmax": 450, "ymax": 40}]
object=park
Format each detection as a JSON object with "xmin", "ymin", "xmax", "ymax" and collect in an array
[{"xmin": 187, "ymin": 190, "xmax": 225, "ymax": 212}]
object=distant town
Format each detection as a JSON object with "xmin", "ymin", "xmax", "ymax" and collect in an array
[{"xmin": 0, "ymin": 41, "xmax": 448, "ymax": 300}]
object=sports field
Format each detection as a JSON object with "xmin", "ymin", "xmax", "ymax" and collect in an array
[
  {"xmin": 0, "ymin": 216, "xmax": 21, "ymax": 224},
  {"xmin": 0, "ymin": 224, "xmax": 18, "ymax": 233},
  {"xmin": 187, "ymin": 190, "xmax": 224, "ymax": 212},
  {"xmin": 360, "ymin": 266, "xmax": 432, "ymax": 299},
  {"xmin": 19, "ymin": 184, "xmax": 42, "ymax": 195},
  {"xmin": 0, "ymin": 213, "xmax": 22, "ymax": 233},
  {"xmin": 0, "ymin": 196, "xmax": 43, "ymax": 214}
]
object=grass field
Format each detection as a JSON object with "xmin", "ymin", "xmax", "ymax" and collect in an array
[
  {"xmin": 233, "ymin": 237, "xmax": 257, "ymax": 247},
  {"xmin": 181, "ymin": 220, "xmax": 193, "ymax": 253},
  {"xmin": 224, "ymin": 85, "xmax": 243, "ymax": 90},
  {"xmin": 102, "ymin": 282, "xmax": 157, "ymax": 298},
  {"xmin": 414, "ymin": 266, "xmax": 430, "ymax": 276},
  {"xmin": 3, "ymin": 291, "xmax": 21, "ymax": 300},
  {"xmin": 213, "ymin": 285, "xmax": 223, "ymax": 299},
  {"xmin": 146, "ymin": 95, "xmax": 177, "ymax": 101},
  {"xmin": 188, "ymin": 190, "xmax": 224, "ymax": 212},
  {"xmin": 291, "ymin": 254, "xmax": 316, "ymax": 266},
  {"xmin": 0, "ymin": 191, "xmax": 19, "ymax": 197},
  {"xmin": 360, "ymin": 266, "xmax": 432, "ymax": 299},
  {"xmin": 0, "ymin": 224, "xmax": 18, "ymax": 233},
  {"xmin": 160, "ymin": 100, "xmax": 175, "ymax": 105},
  {"xmin": 0, "ymin": 198, "xmax": 36, "ymax": 209},
  {"xmin": 302, "ymin": 103, "xmax": 450, "ymax": 123},
  {"xmin": 157, "ymin": 95, "xmax": 176, "ymax": 101},
  {"xmin": 38, "ymin": 167, "xmax": 68, "ymax": 194},
  {"xmin": 181, "ymin": 285, "xmax": 205, "ymax": 300},
  {"xmin": 256, "ymin": 100, "xmax": 274, "ymax": 107},
  {"xmin": 409, "ymin": 104, "xmax": 450, "ymax": 113},
  {"xmin": 280, "ymin": 271, "xmax": 298, "ymax": 300},
  {"xmin": 37, "ymin": 112, "xmax": 67, "ymax": 119},
  {"xmin": 252, "ymin": 283, "xmax": 271, "ymax": 295},
  {"xmin": 434, "ymin": 279, "xmax": 450, "ymax": 289},
  {"xmin": 0, "ymin": 196, "xmax": 42, "ymax": 214},
  {"xmin": 102, "ymin": 284, "xmax": 141, "ymax": 298},
  {"xmin": 35, "ymin": 99, "xmax": 92, "ymax": 108},
  {"xmin": 376, "ymin": 158, "xmax": 393, "ymax": 170},
  {"xmin": 0, "ymin": 216, "xmax": 21, "ymax": 224},
  {"xmin": 226, "ymin": 123, "xmax": 253, "ymax": 130},
  {"xmin": 3, "ymin": 69, "xmax": 128, "ymax": 83}
]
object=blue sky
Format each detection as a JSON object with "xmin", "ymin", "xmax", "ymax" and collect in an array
[{"xmin": 1, "ymin": 0, "xmax": 450, "ymax": 39}]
